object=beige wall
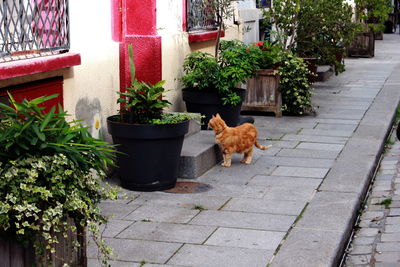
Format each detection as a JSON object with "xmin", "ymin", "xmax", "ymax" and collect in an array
[
  {"xmin": 64, "ymin": 0, "xmax": 120, "ymax": 139},
  {"xmin": 157, "ymin": 0, "xmax": 242, "ymax": 112}
]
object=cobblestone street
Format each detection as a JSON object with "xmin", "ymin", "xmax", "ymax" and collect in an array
[{"xmin": 345, "ymin": 128, "xmax": 400, "ymax": 266}]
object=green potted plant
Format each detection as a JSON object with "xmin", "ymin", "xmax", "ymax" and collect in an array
[
  {"xmin": 264, "ymin": 0, "xmax": 358, "ymax": 75},
  {"xmin": 0, "ymin": 94, "xmax": 117, "ymax": 266},
  {"xmin": 278, "ymin": 51, "xmax": 314, "ymax": 115},
  {"xmin": 349, "ymin": 0, "xmax": 391, "ymax": 56},
  {"xmin": 241, "ymin": 41, "xmax": 284, "ymax": 117},
  {"xmin": 107, "ymin": 44, "xmax": 199, "ymax": 191},
  {"xmin": 181, "ymin": 40, "xmax": 261, "ymax": 129},
  {"xmin": 356, "ymin": 0, "xmax": 392, "ymax": 39}
]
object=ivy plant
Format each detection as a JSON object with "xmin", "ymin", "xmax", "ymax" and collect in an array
[
  {"xmin": 278, "ymin": 52, "xmax": 314, "ymax": 115},
  {"xmin": 0, "ymin": 94, "xmax": 117, "ymax": 266}
]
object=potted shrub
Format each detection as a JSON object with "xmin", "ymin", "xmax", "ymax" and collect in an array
[
  {"xmin": 241, "ymin": 41, "xmax": 283, "ymax": 117},
  {"xmin": 107, "ymin": 44, "xmax": 199, "ymax": 191},
  {"xmin": 180, "ymin": 40, "xmax": 261, "ymax": 129},
  {"xmin": 278, "ymin": 52, "xmax": 314, "ymax": 115},
  {"xmin": 349, "ymin": 0, "xmax": 392, "ymax": 56},
  {"xmin": 0, "ymin": 94, "xmax": 117, "ymax": 266},
  {"xmin": 263, "ymin": 0, "xmax": 358, "ymax": 75}
]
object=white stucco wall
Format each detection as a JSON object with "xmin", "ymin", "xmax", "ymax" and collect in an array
[
  {"xmin": 157, "ymin": 0, "xmax": 242, "ymax": 112},
  {"xmin": 64, "ymin": 0, "xmax": 120, "ymax": 139}
]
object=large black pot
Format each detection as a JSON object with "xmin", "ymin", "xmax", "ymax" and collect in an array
[
  {"xmin": 107, "ymin": 115, "xmax": 189, "ymax": 191},
  {"xmin": 182, "ymin": 88, "xmax": 245, "ymax": 130}
]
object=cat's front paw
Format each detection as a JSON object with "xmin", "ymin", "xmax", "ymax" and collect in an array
[{"xmin": 221, "ymin": 162, "xmax": 231, "ymax": 167}]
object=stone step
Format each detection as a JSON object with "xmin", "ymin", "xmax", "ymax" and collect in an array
[
  {"xmin": 317, "ymin": 65, "xmax": 334, "ymax": 82},
  {"xmin": 178, "ymin": 131, "xmax": 222, "ymax": 179}
]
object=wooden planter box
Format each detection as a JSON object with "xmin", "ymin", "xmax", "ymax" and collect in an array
[
  {"xmin": 347, "ymin": 32, "xmax": 375, "ymax": 58},
  {"xmin": 242, "ymin": 69, "xmax": 282, "ymax": 117},
  {"xmin": 0, "ymin": 222, "xmax": 86, "ymax": 267}
]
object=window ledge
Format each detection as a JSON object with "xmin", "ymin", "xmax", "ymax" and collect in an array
[
  {"xmin": 188, "ymin": 30, "xmax": 225, "ymax": 43},
  {"xmin": 0, "ymin": 53, "xmax": 81, "ymax": 80}
]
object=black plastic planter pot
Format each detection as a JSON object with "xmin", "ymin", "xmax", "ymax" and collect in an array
[
  {"xmin": 182, "ymin": 88, "xmax": 245, "ymax": 130},
  {"xmin": 107, "ymin": 115, "xmax": 189, "ymax": 191}
]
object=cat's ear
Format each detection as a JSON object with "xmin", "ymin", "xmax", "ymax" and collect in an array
[
  {"xmin": 211, "ymin": 114, "xmax": 215, "ymax": 119},
  {"xmin": 216, "ymin": 113, "xmax": 221, "ymax": 118}
]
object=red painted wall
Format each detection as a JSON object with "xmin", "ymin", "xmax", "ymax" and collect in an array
[{"xmin": 0, "ymin": 77, "xmax": 63, "ymax": 113}]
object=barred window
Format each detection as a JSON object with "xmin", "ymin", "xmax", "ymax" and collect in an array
[
  {"xmin": 187, "ymin": 0, "xmax": 218, "ymax": 32},
  {"xmin": 0, "ymin": 0, "xmax": 70, "ymax": 63}
]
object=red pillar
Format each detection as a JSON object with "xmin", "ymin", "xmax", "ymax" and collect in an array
[{"xmin": 112, "ymin": 0, "xmax": 162, "ymax": 90}]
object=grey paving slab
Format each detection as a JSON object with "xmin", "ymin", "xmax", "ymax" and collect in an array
[
  {"xmin": 132, "ymin": 193, "xmax": 230, "ymax": 210},
  {"xmin": 277, "ymin": 147, "xmax": 340, "ymax": 159},
  {"xmin": 117, "ymin": 221, "xmax": 215, "ymax": 244},
  {"xmin": 88, "ymin": 259, "xmax": 140, "ymax": 267},
  {"xmin": 197, "ymin": 162, "xmax": 275, "ymax": 185},
  {"xmin": 247, "ymin": 175, "xmax": 322, "ymax": 188},
  {"xmin": 376, "ymin": 242, "xmax": 400, "ymax": 252},
  {"xmin": 314, "ymin": 123, "xmax": 358, "ymax": 131},
  {"xmin": 374, "ymin": 252, "xmax": 400, "ymax": 263},
  {"xmin": 168, "ymin": 244, "xmax": 273, "ymax": 267},
  {"xmin": 87, "ymin": 238, "xmax": 182, "ymax": 263},
  {"xmin": 99, "ymin": 202, "xmax": 141, "ymax": 220},
  {"xmin": 281, "ymin": 134, "xmax": 348, "ymax": 144},
  {"xmin": 205, "ymin": 227, "xmax": 285, "ymax": 250},
  {"xmin": 295, "ymin": 191, "xmax": 359, "ymax": 231},
  {"xmin": 256, "ymin": 155, "xmax": 335, "ymax": 168},
  {"xmin": 270, "ymin": 228, "xmax": 344, "ymax": 267},
  {"xmin": 299, "ymin": 128, "xmax": 354, "ymax": 137},
  {"xmin": 380, "ymin": 233, "xmax": 400, "ymax": 242},
  {"xmin": 345, "ymin": 254, "xmax": 371, "ymax": 265},
  {"xmin": 124, "ymin": 205, "xmax": 199, "ymax": 223},
  {"xmin": 271, "ymin": 166, "xmax": 329, "ymax": 178},
  {"xmin": 297, "ymin": 142, "xmax": 345, "ymax": 151},
  {"xmin": 222, "ymin": 198, "xmax": 307, "ymax": 215},
  {"xmin": 189, "ymin": 210, "xmax": 296, "ymax": 231},
  {"xmin": 101, "ymin": 219, "xmax": 134, "ymax": 238}
]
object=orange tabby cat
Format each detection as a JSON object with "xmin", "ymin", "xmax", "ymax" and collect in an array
[{"xmin": 208, "ymin": 113, "xmax": 271, "ymax": 167}]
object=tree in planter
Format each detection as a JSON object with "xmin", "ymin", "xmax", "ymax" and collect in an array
[
  {"xmin": 0, "ymin": 94, "xmax": 117, "ymax": 266},
  {"xmin": 261, "ymin": 0, "xmax": 301, "ymax": 51},
  {"xmin": 355, "ymin": 0, "xmax": 392, "ymax": 33},
  {"xmin": 263, "ymin": 0, "xmax": 358, "ymax": 74},
  {"xmin": 295, "ymin": 0, "xmax": 359, "ymax": 74},
  {"xmin": 204, "ymin": 0, "xmax": 238, "ymax": 58}
]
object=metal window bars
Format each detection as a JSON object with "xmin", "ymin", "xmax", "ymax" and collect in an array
[
  {"xmin": 0, "ymin": 0, "xmax": 70, "ymax": 63},
  {"xmin": 187, "ymin": 0, "xmax": 218, "ymax": 32}
]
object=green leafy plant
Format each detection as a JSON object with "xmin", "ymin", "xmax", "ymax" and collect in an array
[
  {"xmin": 379, "ymin": 198, "xmax": 392, "ymax": 209},
  {"xmin": 251, "ymin": 41, "xmax": 283, "ymax": 69},
  {"xmin": 264, "ymin": 0, "xmax": 359, "ymax": 74},
  {"xmin": 118, "ymin": 44, "xmax": 200, "ymax": 124},
  {"xmin": 278, "ymin": 52, "xmax": 314, "ymax": 115},
  {"xmin": 0, "ymin": 94, "xmax": 117, "ymax": 266},
  {"xmin": 295, "ymin": 0, "xmax": 359, "ymax": 74},
  {"xmin": 355, "ymin": 0, "xmax": 392, "ymax": 33},
  {"xmin": 180, "ymin": 40, "xmax": 261, "ymax": 105}
]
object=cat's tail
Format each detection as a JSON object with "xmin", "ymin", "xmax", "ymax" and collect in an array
[{"xmin": 255, "ymin": 141, "xmax": 272, "ymax": 150}]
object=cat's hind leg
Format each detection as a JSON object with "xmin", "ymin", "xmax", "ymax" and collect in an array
[{"xmin": 240, "ymin": 148, "xmax": 254, "ymax": 164}]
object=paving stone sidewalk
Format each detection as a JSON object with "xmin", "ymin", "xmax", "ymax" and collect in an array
[
  {"xmin": 345, "ymin": 130, "xmax": 400, "ymax": 267},
  {"xmin": 88, "ymin": 34, "xmax": 400, "ymax": 267}
]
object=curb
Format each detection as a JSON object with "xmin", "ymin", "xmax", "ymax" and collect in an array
[{"xmin": 270, "ymin": 64, "xmax": 400, "ymax": 267}]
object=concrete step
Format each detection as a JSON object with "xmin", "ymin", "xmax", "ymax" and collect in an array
[
  {"xmin": 316, "ymin": 65, "xmax": 334, "ymax": 82},
  {"xmin": 178, "ymin": 131, "xmax": 222, "ymax": 179}
]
